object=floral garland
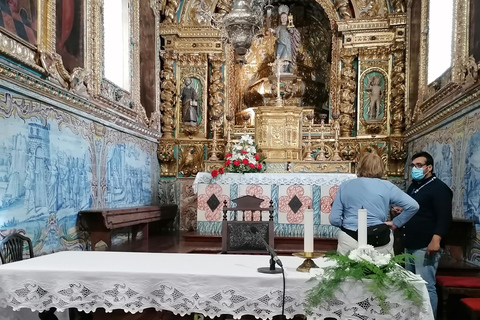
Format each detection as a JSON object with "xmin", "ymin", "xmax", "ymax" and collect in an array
[
  {"xmin": 211, "ymin": 135, "xmax": 266, "ymax": 177},
  {"xmin": 306, "ymin": 245, "xmax": 424, "ymax": 313}
]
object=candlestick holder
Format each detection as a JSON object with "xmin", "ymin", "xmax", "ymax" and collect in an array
[
  {"xmin": 209, "ymin": 115, "xmax": 220, "ymax": 161},
  {"xmin": 303, "ymin": 113, "xmax": 314, "ymax": 161},
  {"xmin": 316, "ymin": 114, "xmax": 327, "ymax": 161},
  {"xmin": 331, "ymin": 113, "xmax": 342, "ymax": 161},
  {"xmin": 225, "ymin": 114, "xmax": 234, "ymax": 153},
  {"xmin": 293, "ymin": 252, "xmax": 325, "ymax": 273},
  {"xmin": 241, "ymin": 113, "xmax": 251, "ymax": 131}
]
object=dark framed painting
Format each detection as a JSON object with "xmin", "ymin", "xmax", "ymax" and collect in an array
[
  {"xmin": 56, "ymin": 0, "xmax": 84, "ymax": 72},
  {"xmin": 0, "ymin": 0, "xmax": 38, "ymax": 46},
  {"xmin": 470, "ymin": 0, "xmax": 480, "ymax": 62}
]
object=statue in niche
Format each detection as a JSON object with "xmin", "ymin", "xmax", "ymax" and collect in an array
[
  {"xmin": 269, "ymin": 5, "xmax": 300, "ymax": 74},
  {"xmin": 180, "ymin": 78, "xmax": 198, "ymax": 126},
  {"xmin": 366, "ymin": 75, "xmax": 383, "ymax": 120}
]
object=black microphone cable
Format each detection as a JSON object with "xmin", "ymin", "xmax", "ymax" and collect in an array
[
  {"xmin": 281, "ymin": 265, "xmax": 285, "ymax": 320},
  {"xmin": 250, "ymin": 226, "xmax": 286, "ymax": 319}
]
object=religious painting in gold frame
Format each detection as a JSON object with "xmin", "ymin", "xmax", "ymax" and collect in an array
[
  {"xmin": 55, "ymin": 0, "xmax": 85, "ymax": 73},
  {"xmin": 0, "ymin": 0, "xmax": 54, "ymax": 73},
  {"xmin": 0, "ymin": 0, "xmax": 38, "ymax": 47}
]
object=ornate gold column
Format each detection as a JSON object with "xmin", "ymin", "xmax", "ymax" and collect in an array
[
  {"xmin": 216, "ymin": 0, "xmax": 233, "ymax": 14},
  {"xmin": 338, "ymin": 48, "xmax": 358, "ymax": 137},
  {"xmin": 208, "ymin": 53, "xmax": 225, "ymax": 135},
  {"xmin": 162, "ymin": 0, "xmax": 179, "ymax": 23},
  {"xmin": 255, "ymin": 106, "xmax": 302, "ymax": 161},
  {"xmin": 391, "ymin": 43, "xmax": 406, "ymax": 135},
  {"xmin": 160, "ymin": 51, "xmax": 177, "ymax": 138}
]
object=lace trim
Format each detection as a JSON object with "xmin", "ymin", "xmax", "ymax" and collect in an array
[{"xmin": 0, "ymin": 279, "xmax": 432, "ymax": 319}]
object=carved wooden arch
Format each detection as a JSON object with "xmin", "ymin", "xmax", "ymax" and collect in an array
[{"xmin": 177, "ymin": 0, "xmax": 340, "ymax": 27}]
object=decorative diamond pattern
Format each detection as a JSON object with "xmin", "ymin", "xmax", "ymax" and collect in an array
[
  {"xmin": 288, "ymin": 195, "xmax": 302, "ymax": 213},
  {"xmin": 207, "ymin": 194, "xmax": 221, "ymax": 212}
]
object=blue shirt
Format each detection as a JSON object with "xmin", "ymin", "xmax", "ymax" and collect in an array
[{"xmin": 329, "ymin": 177, "xmax": 419, "ymax": 231}]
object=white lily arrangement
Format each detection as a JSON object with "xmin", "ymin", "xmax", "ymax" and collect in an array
[{"xmin": 306, "ymin": 245, "xmax": 423, "ymax": 313}]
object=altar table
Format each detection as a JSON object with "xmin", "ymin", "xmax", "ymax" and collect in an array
[
  {"xmin": 193, "ymin": 172, "xmax": 357, "ymax": 237},
  {"xmin": 0, "ymin": 251, "xmax": 434, "ymax": 320}
]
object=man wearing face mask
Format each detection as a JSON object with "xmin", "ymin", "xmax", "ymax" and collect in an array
[{"xmin": 392, "ymin": 151, "xmax": 452, "ymax": 318}]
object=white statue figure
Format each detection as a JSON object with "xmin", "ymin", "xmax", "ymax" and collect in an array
[
  {"xmin": 270, "ymin": 5, "xmax": 301, "ymax": 74},
  {"xmin": 180, "ymin": 78, "xmax": 199, "ymax": 126},
  {"xmin": 366, "ymin": 75, "xmax": 383, "ymax": 120}
]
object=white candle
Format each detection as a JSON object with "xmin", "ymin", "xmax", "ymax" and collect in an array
[
  {"xmin": 358, "ymin": 208, "xmax": 368, "ymax": 248},
  {"xmin": 304, "ymin": 209, "xmax": 314, "ymax": 253}
]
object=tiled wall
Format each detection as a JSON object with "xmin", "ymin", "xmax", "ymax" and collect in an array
[
  {"xmin": 407, "ymin": 104, "xmax": 480, "ymax": 264},
  {"xmin": 0, "ymin": 87, "xmax": 159, "ymax": 254}
]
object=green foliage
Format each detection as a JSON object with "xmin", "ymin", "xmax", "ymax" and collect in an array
[{"xmin": 305, "ymin": 251, "xmax": 423, "ymax": 314}]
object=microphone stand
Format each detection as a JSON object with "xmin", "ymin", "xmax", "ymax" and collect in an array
[{"xmin": 258, "ymin": 257, "xmax": 282, "ymax": 274}]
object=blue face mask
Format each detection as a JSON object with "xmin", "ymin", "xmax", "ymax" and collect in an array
[{"xmin": 411, "ymin": 168, "xmax": 425, "ymax": 181}]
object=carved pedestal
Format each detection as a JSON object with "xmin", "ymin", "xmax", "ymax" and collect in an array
[{"xmin": 255, "ymin": 106, "xmax": 302, "ymax": 160}]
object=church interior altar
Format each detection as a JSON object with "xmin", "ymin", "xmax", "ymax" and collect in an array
[{"xmin": 194, "ymin": 172, "xmax": 356, "ymax": 237}]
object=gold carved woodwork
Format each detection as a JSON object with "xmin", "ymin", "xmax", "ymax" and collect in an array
[
  {"xmin": 391, "ymin": 0, "xmax": 406, "ymax": 13},
  {"xmin": 354, "ymin": 0, "xmax": 387, "ymax": 18},
  {"xmin": 157, "ymin": 138, "xmax": 177, "ymax": 177},
  {"xmin": 225, "ymin": 44, "xmax": 238, "ymax": 118},
  {"xmin": 390, "ymin": 43, "xmax": 406, "ymax": 135},
  {"xmin": 158, "ymin": 139, "xmax": 176, "ymax": 163},
  {"xmin": 177, "ymin": 53, "xmax": 208, "ymax": 66},
  {"xmin": 334, "ymin": 0, "xmax": 354, "ymax": 19},
  {"xmin": 162, "ymin": 0, "xmax": 180, "ymax": 23},
  {"xmin": 342, "ymin": 30, "xmax": 396, "ymax": 48},
  {"xmin": 215, "ymin": 0, "xmax": 232, "ymax": 14},
  {"xmin": 38, "ymin": 51, "xmax": 92, "ymax": 97},
  {"xmin": 255, "ymin": 106, "xmax": 302, "ymax": 161},
  {"xmin": 338, "ymin": 48, "xmax": 358, "ymax": 137},
  {"xmin": 292, "ymin": 162, "xmax": 352, "ymax": 173},
  {"xmin": 457, "ymin": 55, "xmax": 480, "ymax": 89},
  {"xmin": 388, "ymin": 138, "xmax": 407, "ymax": 176},
  {"xmin": 208, "ymin": 53, "xmax": 225, "ymax": 122},
  {"xmin": 179, "ymin": 144, "xmax": 205, "ymax": 177},
  {"xmin": 160, "ymin": 51, "xmax": 177, "ymax": 138},
  {"xmin": 339, "ymin": 141, "xmax": 359, "ymax": 161}
]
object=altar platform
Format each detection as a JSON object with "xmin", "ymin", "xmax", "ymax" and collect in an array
[{"xmin": 193, "ymin": 172, "xmax": 357, "ymax": 238}]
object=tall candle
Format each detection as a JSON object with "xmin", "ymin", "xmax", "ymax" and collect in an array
[
  {"xmin": 357, "ymin": 208, "xmax": 368, "ymax": 248},
  {"xmin": 304, "ymin": 209, "xmax": 314, "ymax": 253}
]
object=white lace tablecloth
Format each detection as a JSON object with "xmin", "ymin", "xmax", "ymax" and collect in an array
[
  {"xmin": 0, "ymin": 251, "xmax": 433, "ymax": 320},
  {"xmin": 193, "ymin": 172, "xmax": 357, "ymax": 193}
]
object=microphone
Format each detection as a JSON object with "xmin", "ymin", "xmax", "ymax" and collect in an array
[{"xmin": 250, "ymin": 226, "xmax": 283, "ymax": 267}]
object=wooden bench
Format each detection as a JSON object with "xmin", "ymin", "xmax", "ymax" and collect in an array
[
  {"xmin": 461, "ymin": 298, "xmax": 480, "ymax": 320},
  {"xmin": 79, "ymin": 205, "xmax": 177, "ymax": 250}
]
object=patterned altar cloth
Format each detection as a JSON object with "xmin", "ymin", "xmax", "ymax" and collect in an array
[
  {"xmin": 0, "ymin": 251, "xmax": 434, "ymax": 320},
  {"xmin": 193, "ymin": 172, "xmax": 357, "ymax": 237}
]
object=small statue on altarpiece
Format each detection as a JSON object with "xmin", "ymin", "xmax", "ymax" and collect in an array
[
  {"xmin": 366, "ymin": 75, "xmax": 383, "ymax": 120},
  {"xmin": 180, "ymin": 78, "xmax": 198, "ymax": 126},
  {"xmin": 269, "ymin": 5, "xmax": 301, "ymax": 74}
]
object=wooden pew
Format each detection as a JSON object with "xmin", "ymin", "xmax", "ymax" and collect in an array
[{"xmin": 79, "ymin": 205, "xmax": 177, "ymax": 250}]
